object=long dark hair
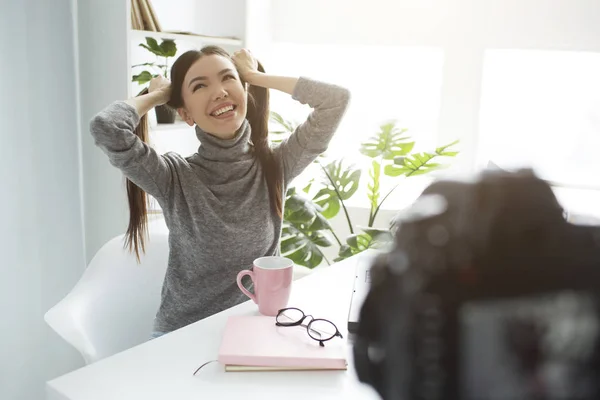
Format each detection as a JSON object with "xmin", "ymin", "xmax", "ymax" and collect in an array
[{"xmin": 126, "ymin": 46, "xmax": 283, "ymax": 261}]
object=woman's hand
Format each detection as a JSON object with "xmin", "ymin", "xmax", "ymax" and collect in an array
[
  {"xmin": 232, "ymin": 49, "xmax": 260, "ymax": 84},
  {"xmin": 148, "ymin": 75, "xmax": 172, "ymax": 106},
  {"xmin": 125, "ymin": 75, "xmax": 172, "ymax": 116},
  {"xmin": 232, "ymin": 49, "xmax": 298, "ymax": 94}
]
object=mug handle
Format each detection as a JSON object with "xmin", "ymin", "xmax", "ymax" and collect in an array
[{"xmin": 236, "ymin": 270, "xmax": 257, "ymax": 304}]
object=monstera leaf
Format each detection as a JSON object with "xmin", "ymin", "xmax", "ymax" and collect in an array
[
  {"xmin": 360, "ymin": 121, "xmax": 415, "ymax": 160},
  {"xmin": 313, "ymin": 160, "xmax": 361, "ymax": 219},
  {"xmin": 367, "ymin": 160, "xmax": 381, "ymax": 215},
  {"xmin": 385, "ymin": 140, "xmax": 460, "ymax": 177},
  {"xmin": 280, "ymin": 188, "xmax": 333, "ymax": 268},
  {"xmin": 334, "ymin": 227, "xmax": 393, "ymax": 262}
]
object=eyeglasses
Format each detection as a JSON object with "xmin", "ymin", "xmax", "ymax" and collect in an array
[{"xmin": 275, "ymin": 307, "xmax": 343, "ymax": 347}]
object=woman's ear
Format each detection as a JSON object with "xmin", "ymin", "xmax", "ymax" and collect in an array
[{"xmin": 177, "ymin": 107, "xmax": 195, "ymax": 126}]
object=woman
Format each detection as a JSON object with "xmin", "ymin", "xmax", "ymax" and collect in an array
[{"xmin": 90, "ymin": 46, "xmax": 350, "ymax": 337}]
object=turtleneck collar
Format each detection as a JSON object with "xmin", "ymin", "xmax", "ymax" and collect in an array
[{"xmin": 195, "ymin": 119, "xmax": 253, "ymax": 162}]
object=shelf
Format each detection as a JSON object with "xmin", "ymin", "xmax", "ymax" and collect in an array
[
  {"xmin": 130, "ymin": 29, "xmax": 243, "ymax": 48},
  {"xmin": 150, "ymin": 120, "xmax": 193, "ymax": 132}
]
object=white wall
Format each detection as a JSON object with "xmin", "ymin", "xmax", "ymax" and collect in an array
[
  {"xmin": 193, "ymin": 0, "xmax": 246, "ymax": 39},
  {"xmin": 272, "ymin": 0, "xmax": 600, "ymax": 49},
  {"xmin": 0, "ymin": 1, "xmax": 86, "ymax": 399},
  {"xmin": 150, "ymin": 0, "xmax": 198, "ymax": 34},
  {"xmin": 151, "ymin": 0, "xmax": 246, "ymax": 39},
  {"xmin": 78, "ymin": 0, "xmax": 131, "ymax": 262}
]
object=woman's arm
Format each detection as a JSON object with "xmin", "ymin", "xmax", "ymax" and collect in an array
[
  {"xmin": 90, "ymin": 76, "xmax": 177, "ymax": 201},
  {"xmin": 124, "ymin": 91, "xmax": 166, "ymax": 117},
  {"xmin": 233, "ymin": 50, "xmax": 351, "ymax": 186},
  {"xmin": 244, "ymin": 72, "xmax": 299, "ymax": 96},
  {"xmin": 273, "ymin": 76, "xmax": 351, "ymax": 186}
]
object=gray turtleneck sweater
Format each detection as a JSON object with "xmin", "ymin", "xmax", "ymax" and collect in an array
[{"xmin": 90, "ymin": 77, "xmax": 350, "ymax": 333}]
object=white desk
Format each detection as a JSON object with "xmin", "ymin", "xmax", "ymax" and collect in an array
[{"xmin": 46, "ymin": 253, "xmax": 381, "ymax": 400}]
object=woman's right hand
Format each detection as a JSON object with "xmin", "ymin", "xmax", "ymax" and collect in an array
[{"xmin": 148, "ymin": 75, "xmax": 172, "ymax": 106}]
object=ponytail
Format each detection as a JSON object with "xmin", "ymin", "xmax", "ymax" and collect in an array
[
  {"xmin": 125, "ymin": 87, "xmax": 150, "ymax": 262},
  {"xmin": 246, "ymin": 62, "xmax": 284, "ymax": 218}
]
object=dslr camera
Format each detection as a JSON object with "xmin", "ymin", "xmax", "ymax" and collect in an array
[{"xmin": 353, "ymin": 170, "xmax": 600, "ymax": 400}]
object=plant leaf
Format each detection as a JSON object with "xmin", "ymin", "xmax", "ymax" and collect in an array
[
  {"xmin": 146, "ymin": 37, "xmax": 161, "ymax": 50},
  {"xmin": 313, "ymin": 160, "xmax": 361, "ymax": 219},
  {"xmin": 140, "ymin": 37, "xmax": 166, "ymax": 56},
  {"xmin": 281, "ymin": 224, "xmax": 324, "ymax": 268},
  {"xmin": 358, "ymin": 227, "xmax": 393, "ymax": 248},
  {"xmin": 280, "ymin": 189, "xmax": 332, "ymax": 269},
  {"xmin": 284, "ymin": 191, "xmax": 324, "ymax": 225},
  {"xmin": 159, "ymin": 39, "xmax": 177, "ymax": 57},
  {"xmin": 132, "ymin": 70, "xmax": 154, "ymax": 84},
  {"xmin": 435, "ymin": 139, "xmax": 460, "ymax": 154},
  {"xmin": 270, "ymin": 111, "xmax": 298, "ymax": 133},
  {"xmin": 368, "ymin": 160, "xmax": 381, "ymax": 215},
  {"xmin": 335, "ymin": 231, "xmax": 377, "ymax": 262},
  {"xmin": 360, "ymin": 121, "xmax": 415, "ymax": 160},
  {"xmin": 269, "ymin": 111, "xmax": 299, "ymax": 144},
  {"xmin": 302, "ymin": 179, "xmax": 314, "ymax": 194},
  {"xmin": 132, "ymin": 62, "xmax": 158, "ymax": 68},
  {"xmin": 384, "ymin": 139, "xmax": 460, "ymax": 177},
  {"xmin": 334, "ymin": 245, "xmax": 354, "ymax": 262},
  {"xmin": 312, "ymin": 188, "xmax": 341, "ymax": 219}
]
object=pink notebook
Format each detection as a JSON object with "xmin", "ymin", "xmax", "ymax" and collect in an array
[{"xmin": 217, "ymin": 316, "xmax": 348, "ymax": 371}]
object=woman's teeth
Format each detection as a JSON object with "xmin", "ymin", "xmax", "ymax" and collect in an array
[{"xmin": 212, "ymin": 105, "xmax": 235, "ymax": 116}]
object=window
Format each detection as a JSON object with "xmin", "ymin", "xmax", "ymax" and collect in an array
[
  {"xmin": 478, "ymin": 49, "xmax": 600, "ymax": 187},
  {"xmin": 478, "ymin": 49, "xmax": 600, "ymax": 218},
  {"xmin": 265, "ymin": 42, "xmax": 445, "ymax": 208}
]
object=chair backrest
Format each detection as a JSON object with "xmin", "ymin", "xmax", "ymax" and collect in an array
[{"xmin": 44, "ymin": 222, "xmax": 169, "ymax": 364}]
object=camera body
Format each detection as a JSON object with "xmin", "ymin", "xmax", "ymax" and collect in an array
[{"xmin": 353, "ymin": 170, "xmax": 600, "ymax": 400}]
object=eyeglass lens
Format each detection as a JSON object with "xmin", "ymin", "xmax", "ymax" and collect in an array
[{"xmin": 276, "ymin": 309, "xmax": 338, "ymax": 341}]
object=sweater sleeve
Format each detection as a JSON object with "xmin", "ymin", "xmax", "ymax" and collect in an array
[
  {"xmin": 274, "ymin": 77, "xmax": 351, "ymax": 186},
  {"xmin": 89, "ymin": 101, "xmax": 174, "ymax": 201}
]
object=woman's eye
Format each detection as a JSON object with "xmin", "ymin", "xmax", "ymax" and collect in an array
[
  {"xmin": 224, "ymin": 74, "xmax": 236, "ymax": 81},
  {"xmin": 192, "ymin": 84, "xmax": 205, "ymax": 92}
]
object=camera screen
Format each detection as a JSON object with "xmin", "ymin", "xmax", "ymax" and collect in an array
[{"xmin": 460, "ymin": 291, "xmax": 600, "ymax": 400}]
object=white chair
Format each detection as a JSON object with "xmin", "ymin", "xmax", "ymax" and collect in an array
[
  {"xmin": 45, "ymin": 217, "xmax": 313, "ymax": 365},
  {"xmin": 44, "ymin": 220, "xmax": 170, "ymax": 364}
]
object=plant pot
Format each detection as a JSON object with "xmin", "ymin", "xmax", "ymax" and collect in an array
[{"xmin": 155, "ymin": 104, "xmax": 176, "ymax": 124}]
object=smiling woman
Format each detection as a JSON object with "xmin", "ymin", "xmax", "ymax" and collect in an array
[
  {"xmin": 170, "ymin": 50, "xmax": 248, "ymax": 139},
  {"xmin": 89, "ymin": 45, "xmax": 351, "ymax": 335}
]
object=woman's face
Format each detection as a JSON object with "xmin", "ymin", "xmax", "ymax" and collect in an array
[{"xmin": 177, "ymin": 54, "xmax": 248, "ymax": 139}]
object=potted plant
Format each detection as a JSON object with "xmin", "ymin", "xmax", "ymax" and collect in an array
[
  {"xmin": 132, "ymin": 37, "xmax": 178, "ymax": 123},
  {"xmin": 270, "ymin": 112, "xmax": 460, "ymax": 269}
]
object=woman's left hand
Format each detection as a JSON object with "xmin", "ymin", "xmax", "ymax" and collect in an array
[{"xmin": 232, "ymin": 49, "xmax": 260, "ymax": 83}]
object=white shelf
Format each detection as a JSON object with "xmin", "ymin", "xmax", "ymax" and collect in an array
[
  {"xmin": 150, "ymin": 120, "xmax": 192, "ymax": 132},
  {"xmin": 130, "ymin": 29, "xmax": 243, "ymax": 48}
]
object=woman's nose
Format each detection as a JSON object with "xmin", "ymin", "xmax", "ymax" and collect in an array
[{"xmin": 213, "ymin": 86, "xmax": 228, "ymax": 101}]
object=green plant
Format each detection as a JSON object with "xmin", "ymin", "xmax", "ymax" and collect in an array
[
  {"xmin": 280, "ymin": 187, "xmax": 333, "ymax": 267},
  {"xmin": 270, "ymin": 112, "xmax": 459, "ymax": 268},
  {"xmin": 132, "ymin": 37, "xmax": 177, "ymax": 85}
]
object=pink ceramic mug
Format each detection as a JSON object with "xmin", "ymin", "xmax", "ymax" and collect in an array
[{"xmin": 236, "ymin": 256, "xmax": 294, "ymax": 316}]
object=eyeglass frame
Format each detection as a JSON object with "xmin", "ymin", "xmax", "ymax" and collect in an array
[{"xmin": 275, "ymin": 307, "xmax": 343, "ymax": 347}]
